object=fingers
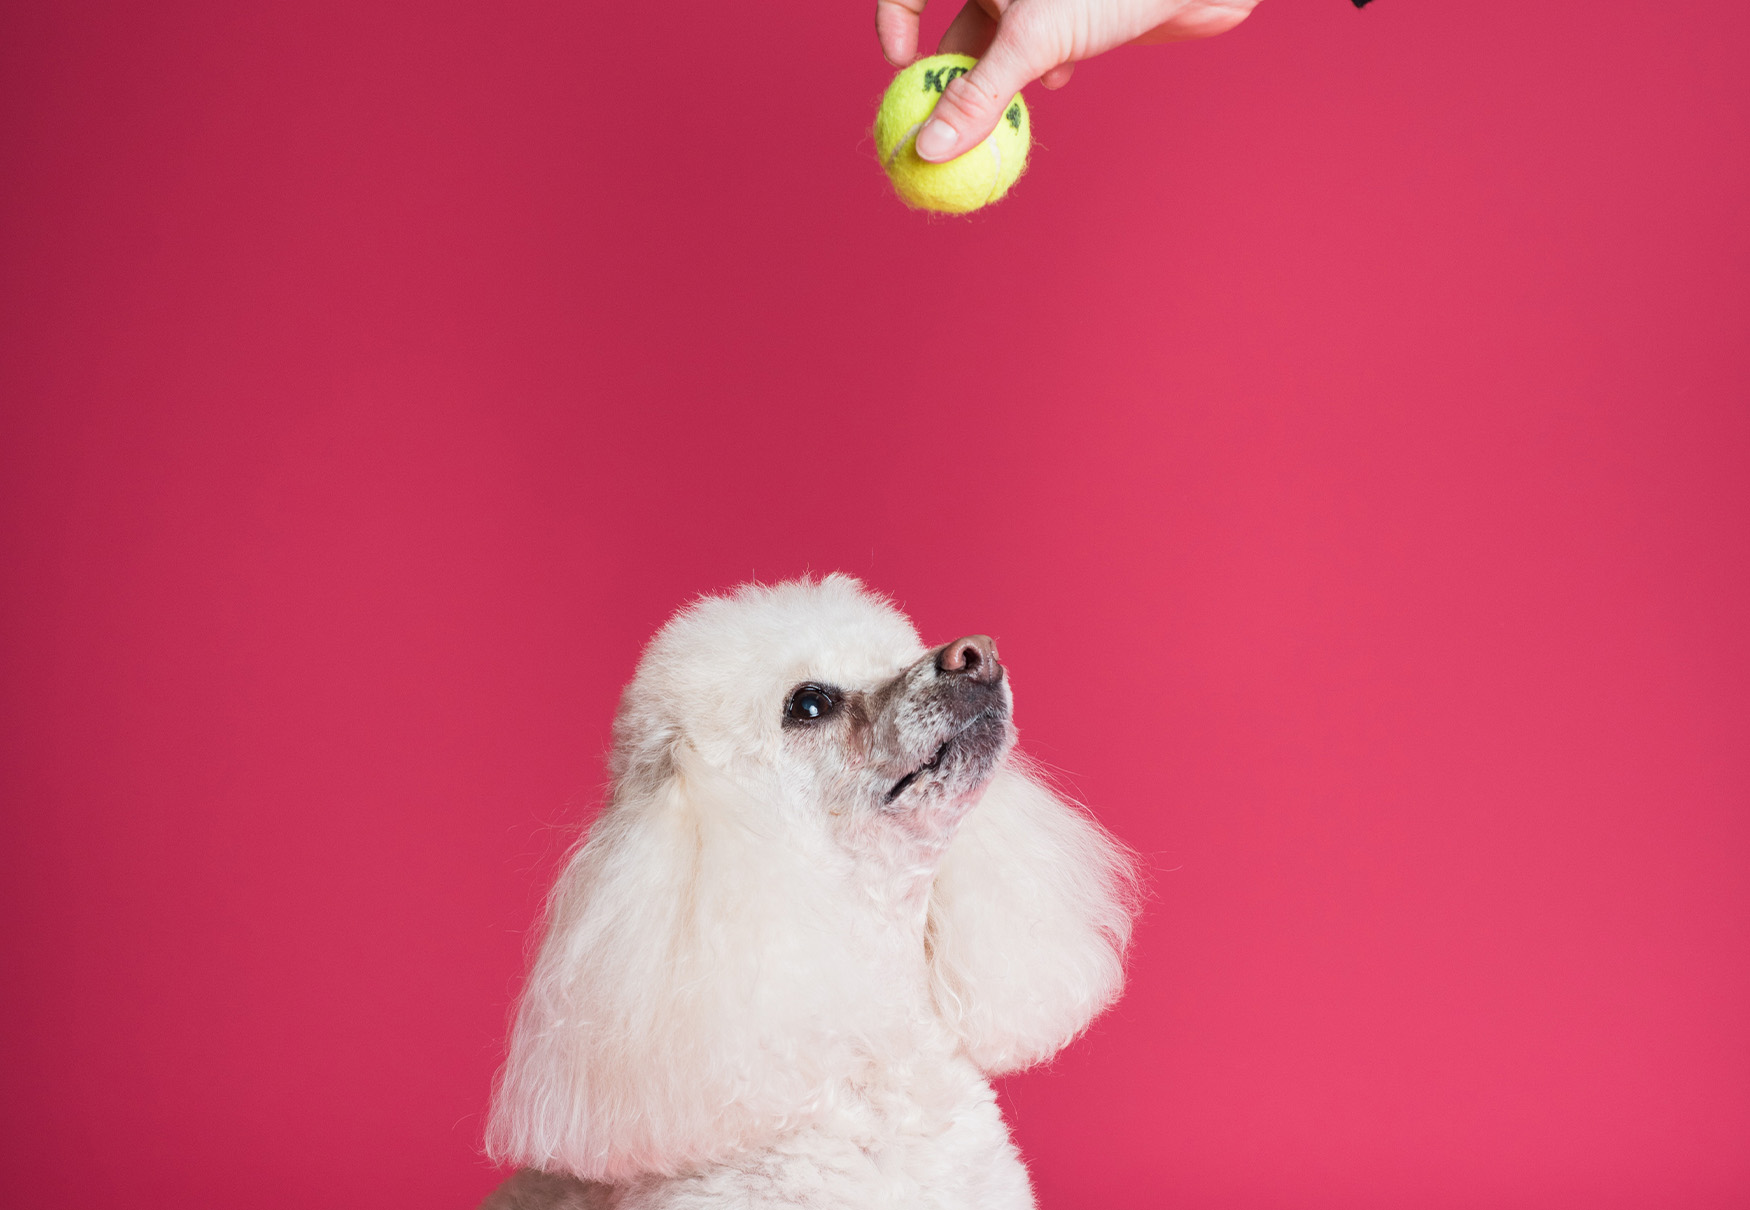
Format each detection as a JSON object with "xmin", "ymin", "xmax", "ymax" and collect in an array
[
  {"xmin": 914, "ymin": 12, "xmax": 1056, "ymax": 161},
  {"xmin": 937, "ymin": 0, "xmax": 998, "ymax": 58},
  {"xmin": 890, "ymin": 0, "xmax": 1259, "ymax": 153},
  {"xmin": 1040, "ymin": 61, "xmax": 1074, "ymax": 89},
  {"xmin": 876, "ymin": 0, "xmax": 930, "ymax": 65}
]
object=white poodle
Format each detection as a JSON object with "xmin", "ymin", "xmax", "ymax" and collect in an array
[{"xmin": 482, "ymin": 575, "xmax": 1139, "ymax": 1209}]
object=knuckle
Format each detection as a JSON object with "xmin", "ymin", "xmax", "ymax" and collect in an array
[{"xmin": 939, "ymin": 75, "xmax": 999, "ymax": 126}]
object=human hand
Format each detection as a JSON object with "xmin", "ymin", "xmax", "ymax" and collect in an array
[{"xmin": 876, "ymin": 0, "xmax": 1260, "ymax": 161}]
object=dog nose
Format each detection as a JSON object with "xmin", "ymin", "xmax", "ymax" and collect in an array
[{"xmin": 936, "ymin": 634, "xmax": 1001, "ymax": 684}]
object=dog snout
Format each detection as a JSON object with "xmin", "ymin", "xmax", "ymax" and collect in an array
[{"xmin": 936, "ymin": 635, "xmax": 1001, "ymax": 685}]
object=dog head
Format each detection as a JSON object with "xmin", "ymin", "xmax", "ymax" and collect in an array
[
  {"xmin": 487, "ymin": 575, "xmax": 1139, "ymax": 1181},
  {"xmin": 611, "ymin": 576, "xmax": 1014, "ymax": 860}
]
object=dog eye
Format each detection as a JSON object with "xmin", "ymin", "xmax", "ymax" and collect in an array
[{"xmin": 784, "ymin": 684, "xmax": 839, "ymax": 724}]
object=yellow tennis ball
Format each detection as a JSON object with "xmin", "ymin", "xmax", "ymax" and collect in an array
[{"xmin": 874, "ymin": 54, "xmax": 1031, "ymax": 214}]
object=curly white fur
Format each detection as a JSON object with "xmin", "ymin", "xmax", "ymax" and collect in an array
[{"xmin": 483, "ymin": 575, "xmax": 1140, "ymax": 1209}]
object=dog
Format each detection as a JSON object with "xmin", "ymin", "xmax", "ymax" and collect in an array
[{"xmin": 482, "ymin": 575, "xmax": 1139, "ymax": 1209}]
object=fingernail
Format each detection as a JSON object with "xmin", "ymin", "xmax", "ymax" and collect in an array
[{"xmin": 915, "ymin": 119, "xmax": 956, "ymax": 161}]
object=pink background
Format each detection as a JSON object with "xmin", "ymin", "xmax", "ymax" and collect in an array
[{"xmin": 3, "ymin": 1, "xmax": 1746, "ymax": 1206}]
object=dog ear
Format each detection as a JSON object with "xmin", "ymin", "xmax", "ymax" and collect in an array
[
  {"xmin": 485, "ymin": 748, "xmax": 880, "ymax": 1181},
  {"xmin": 925, "ymin": 759, "xmax": 1142, "ymax": 1075}
]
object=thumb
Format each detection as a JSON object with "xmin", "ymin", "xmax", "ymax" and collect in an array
[{"xmin": 915, "ymin": 12, "xmax": 1055, "ymax": 162}]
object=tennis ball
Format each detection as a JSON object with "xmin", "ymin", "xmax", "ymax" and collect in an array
[{"xmin": 875, "ymin": 54, "xmax": 1030, "ymax": 214}]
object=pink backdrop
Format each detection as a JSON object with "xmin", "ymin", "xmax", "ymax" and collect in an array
[{"xmin": 3, "ymin": 1, "xmax": 1746, "ymax": 1206}]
